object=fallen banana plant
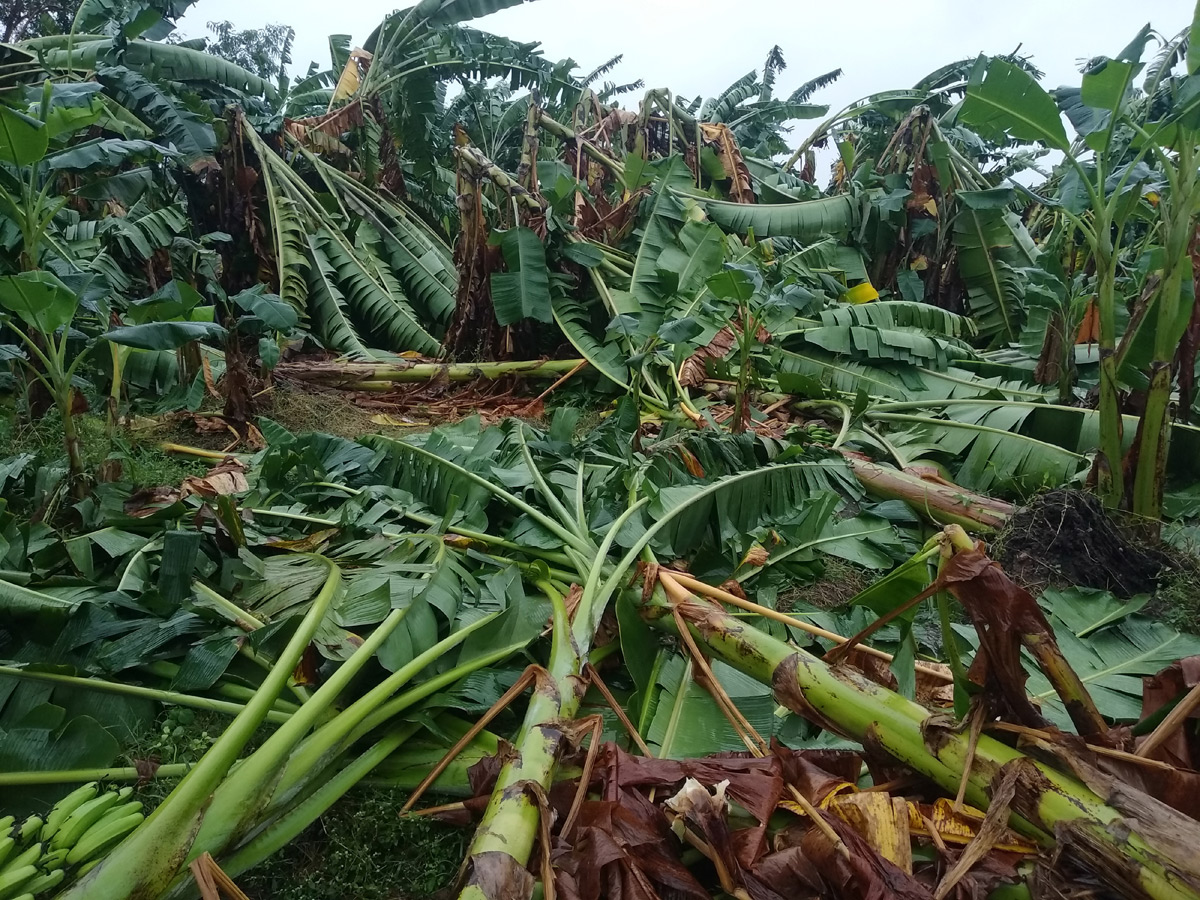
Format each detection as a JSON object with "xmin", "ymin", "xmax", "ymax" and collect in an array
[
  {"xmin": 275, "ymin": 357, "xmax": 586, "ymax": 387},
  {"xmin": 452, "ymin": 435, "xmax": 847, "ymax": 898},
  {"xmin": 54, "ymin": 547, "xmax": 525, "ymax": 900},
  {"xmin": 3, "ymin": 409, "xmax": 1196, "ymax": 900},
  {"xmin": 641, "ymin": 537, "xmax": 1200, "ymax": 900}
]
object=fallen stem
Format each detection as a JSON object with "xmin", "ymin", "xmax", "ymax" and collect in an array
[{"xmin": 663, "ymin": 570, "xmax": 953, "ymax": 682}]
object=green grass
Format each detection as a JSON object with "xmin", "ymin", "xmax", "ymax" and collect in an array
[
  {"xmin": 0, "ymin": 403, "xmax": 210, "ymax": 491},
  {"xmin": 238, "ymin": 790, "xmax": 468, "ymax": 900},
  {"xmin": 121, "ymin": 709, "xmax": 469, "ymax": 899},
  {"xmin": 1147, "ymin": 561, "xmax": 1200, "ymax": 634},
  {"xmin": 119, "ymin": 442, "xmax": 211, "ymax": 487}
]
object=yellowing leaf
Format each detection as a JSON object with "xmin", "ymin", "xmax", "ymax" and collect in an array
[
  {"xmin": 331, "ymin": 49, "xmax": 372, "ymax": 104},
  {"xmin": 828, "ymin": 792, "xmax": 913, "ymax": 873},
  {"xmin": 267, "ymin": 528, "xmax": 340, "ymax": 552},
  {"xmin": 370, "ymin": 414, "xmax": 424, "ymax": 427},
  {"xmin": 840, "ymin": 282, "xmax": 879, "ymax": 304},
  {"xmin": 738, "ymin": 545, "xmax": 770, "ymax": 569},
  {"xmin": 908, "ymin": 798, "xmax": 1038, "ymax": 854},
  {"xmin": 781, "ymin": 791, "xmax": 1037, "ymax": 858}
]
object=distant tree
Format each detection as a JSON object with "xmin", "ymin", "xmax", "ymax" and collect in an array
[
  {"xmin": 1, "ymin": 0, "xmax": 77, "ymax": 42},
  {"xmin": 205, "ymin": 20, "xmax": 295, "ymax": 83}
]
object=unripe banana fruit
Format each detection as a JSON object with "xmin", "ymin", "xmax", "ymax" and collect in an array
[
  {"xmin": 39, "ymin": 784, "xmax": 97, "ymax": 844},
  {"xmin": 64, "ymin": 812, "xmax": 144, "ymax": 866}
]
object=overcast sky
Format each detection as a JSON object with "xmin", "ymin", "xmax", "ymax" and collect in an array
[{"xmin": 178, "ymin": 0, "xmax": 1189, "ymax": 123}]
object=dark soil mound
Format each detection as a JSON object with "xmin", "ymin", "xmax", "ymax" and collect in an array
[{"xmin": 993, "ymin": 489, "xmax": 1169, "ymax": 597}]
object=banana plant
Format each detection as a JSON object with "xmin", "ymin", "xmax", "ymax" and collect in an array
[
  {"xmin": 0, "ymin": 270, "xmax": 91, "ymax": 492},
  {"xmin": 1124, "ymin": 16, "xmax": 1200, "ymax": 522},
  {"xmin": 957, "ymin": 26, "xmax": 1179, "ymax": 514},
  {"xmin": 638, "ymin": 533, "xmax": 1200, "ymax": 900}
]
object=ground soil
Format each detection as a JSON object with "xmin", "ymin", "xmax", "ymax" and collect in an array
[{"xmin": 993, "ymin": 489, "xmax": 1173, "ymax": 598}]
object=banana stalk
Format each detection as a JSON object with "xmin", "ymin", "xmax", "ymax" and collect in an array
[
  {"xmin": 640, "ymin": 578, "xmax": 1200, "ymax": 900},
  {"xmin": 457, "ymin": 584, "xmax": 585, "ymax": 900},
  {"xmin": 1131, "ymin": 141, "xmax": 1200, "ymax": 522},
  {"xmin": 55, "ymin": 557, "xmax": 342, "ymax": 900},
  {"xmin": 276, "ymin": 358, "xmax": 585, "ymax": 385},
  {"xmin": 187, "ymin": 726, "xmax": 421, "ymax": 887},
  {"xmin": 843, "ymin": 455, "xmax": 1014, "ymax": 531},
  {"xmin": 456, "ymin": 501, "xmax": 647, "ymax": 900},
  {"xmin": 0, "ymin": 666, "xmax": 292, "ymax": 725}
]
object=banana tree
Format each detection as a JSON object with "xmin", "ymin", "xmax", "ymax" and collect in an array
[
  {"xmin": 0, "ymin": 270, "xmax": 91, "ymax": 491},
  {"xmin": 1124, "ymin": 13, "xmax": 1200, "ymax": 521},
  {"xmin": 0, "ymin": 81, "xmax": 152, "ymax": 491},
  {"xmin": 956, "ymin": 24, "xmax": 1198, "ymax": 517}
]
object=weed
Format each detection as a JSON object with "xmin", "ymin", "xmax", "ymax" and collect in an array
[
  {"xmin": 115, "ymin": 440, "xmax": 210, "ymax": 488},
  {"xmin": 776, "ymin": 557, "xmax": 871, "ymax": 611},
  {"xmin": 1147, "ymin": 562, "xmax": 1200, "ymax": 634},
  {"xmin": 238, "ymin": 789, "xmax": 468, "ymax": 900},
  {"xmin": 261, "ymin": 385, "xmax": 384, "ymax": 441}
]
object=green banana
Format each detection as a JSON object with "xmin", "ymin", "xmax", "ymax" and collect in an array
[
  {"xmin": 17, "ymin": 867, "xmax": 63, "ymax": 897},
  {"xmin": 39, "ymin": 785, "xmax": 97, "ymax": 843},
  {"xmin": 0, "ymin": 864, "xmax": 38, "ymax": 900},
  {"xmin": 36, "ymin": 849, "xmax": 66, "ymax": 871},
  {"xmin": 0, "ymin": 838, "xmax": 14, "ymax": 871},
  {"xmin": 0, "ymin": 818, "xmax": 13, "ymax": 834},
  {"xmin": 49, "ymin": 792, "xmax": 123, "ymax": 851},
  {"xmin": 9, "ymin": 894, "xmax": 32, "ymax": 900},
  {"xmin": 64, "ymin": 812, "xmax": 143, "ymax": 866},
  {"xmin": 0, "ymin": 845, "xmax": 41, "ymax": 875},
  {"xmin": 15, "ymin": 820, "xmax": 39, "ymax": 847},
  {"xmin": 83, "ymin": 801, "xmax": 142, "ymax": 835}
]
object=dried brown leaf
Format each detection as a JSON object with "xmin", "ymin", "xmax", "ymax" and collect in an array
[
  {"xmin": 180, "ymin": 458, "xmax": 249, "ymax": 499},
  {"xmin": 1140, "ymin": 656, "xmax": 1200, "ymax": 767},
  {"xmin": 679, "ymin": 327, "xmax": 737, "ymax": 387},
  {"xmin": 800, "ymin": 810, "xmax": 933, "ymax": 900}
]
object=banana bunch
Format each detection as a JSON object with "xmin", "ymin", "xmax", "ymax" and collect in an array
[
  {"xmin": 790, "ymin": 422, "xmax": 837, "ymax": 447},
  {"xmin": 0, "ymin": 783, "xmax": 145, "ymax": 899}
]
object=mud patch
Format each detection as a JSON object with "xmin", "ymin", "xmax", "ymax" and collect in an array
[{"xmin": 992, "ymin": 490, "xmax": 1168, "ymax": 597}]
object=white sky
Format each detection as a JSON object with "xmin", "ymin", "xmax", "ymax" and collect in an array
[{"xmin": 178, "ymin": 0, "xmax": 1190, "ymax": 126}]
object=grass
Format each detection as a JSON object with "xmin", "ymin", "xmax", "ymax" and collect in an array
[
  {"xmin": 238, "ymin": 790, "xmax": 468, "ymax": 900},
  {"xmin": 776, "ymin": 557, "xmax": 872, "ymax": 611},
  {"xmin": 121, "ymin": 709, "xmax": 469, "ymax": 899},
  {"xmin": 1146, "ymin": 561, "xmax": 1200, "ymax": 634},
  {"xmin": 0, "ymin": 399, "xmax": 210, "ymax": 491}
]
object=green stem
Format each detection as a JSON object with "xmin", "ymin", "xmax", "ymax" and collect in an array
[
  {"xmin": 187, "ymin": 602, "xmax": 414, "ymax": 859},
  {"xmin": 0, "ymin": 666, "xmax": 291, "ymax": 724},
  {"xmin": 278, "ymin": 358, "xmax": 585, "ymax": 384},
  {"xmin": 1096, "ymin": 251, "xmax": 1126, "ymax": 508},
  {"xmin": 139, "ymin": 662, "xmax": 299, "ymax": 713},
  {"xmin": 213, "ymin": 726, "xmax": 420, "ymax": 884},
  {"xmin": 843, "ymin": 455, "xmax": 1014, "ymax": 531},
  {"xmin": 57, "ymin": 557, "xmax": 342, "ymax": 900},
  {"xmin": 1132, "ymin": 149, "xmax": 1197, "ymax": 521},
  {"xmin": 642, "ymin": 591, "xmax": 1200, "ymax": 900},
  {"xmin": 193, "ymin": 582, "xmax": 267, "ymax": 631},
  {"xmin": 0, "ymin": 764, "xmax": 192, "ymax": 786}
]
